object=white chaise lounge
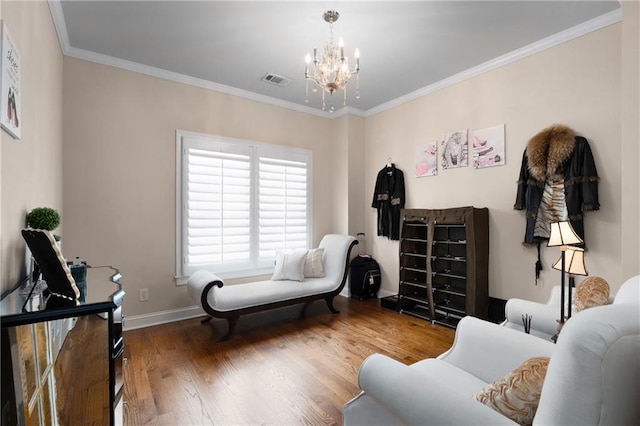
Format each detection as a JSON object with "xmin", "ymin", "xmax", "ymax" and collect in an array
[{"xmin": 187, "ymin": 234, "xmax": 358, "ymax": 341}]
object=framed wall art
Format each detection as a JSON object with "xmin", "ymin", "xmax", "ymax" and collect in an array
[
  {"xmin": 441, "ymin": 129, "xmax": 468, "ymax": 169},
  {"xmin": 415, "ymin": 141, "xmax": 438, "ymax": 177},
  {"xmin": 472, "ymin": 124, "xmax": 505, "ymax": 169},
  {"xmin": 1, "ymin": 21, "xmax": 21, "ymax": 139}
]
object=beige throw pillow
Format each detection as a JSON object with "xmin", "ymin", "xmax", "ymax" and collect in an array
[
  {"xmin": 573, "ymin": 276, "xmax": 610, "ymax": 313},
  {"xmin": 474, "ymin": 356, "xmax": 550, "ymax": 426},
  {"xmin": 304, "ymin": 248, "xmax": 325, "ymax": 278}
]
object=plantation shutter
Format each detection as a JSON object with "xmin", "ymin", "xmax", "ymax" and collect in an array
[
  {"xmin": 184, "ymin": 142, "xmax": 252, "ymax": 274},
  {"xmin": 258, "ymin": 156, "xmax": 308, "ymax": 261}
]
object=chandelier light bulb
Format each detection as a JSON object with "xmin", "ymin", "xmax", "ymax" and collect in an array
[{"xmin": 305, "ymin": 54, "xmax": 311, "ymax": 64}]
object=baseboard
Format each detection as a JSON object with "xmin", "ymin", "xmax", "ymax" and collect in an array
[
  {"xmin": 125, "ymin": 290, "xmax": 401, "ymax": 331},
  {"xmin": 377, "ymin": 289, "xmax": 396, "ymax": 298},
  {"xmin": 340, "ymin": 288, "xmax": 396, "ymax": 299},
  {"xmin": 124, "ymin": 305, "xmax": 205, "ymax": 331}
]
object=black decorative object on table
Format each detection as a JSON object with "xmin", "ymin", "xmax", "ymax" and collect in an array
[
  {"xmin": 21, "ymin": 229, "xmax": 80, "ymax": 310},
  {"xmin": 522, "ymin": 314, "xmax": 533, "ymax": 334}
]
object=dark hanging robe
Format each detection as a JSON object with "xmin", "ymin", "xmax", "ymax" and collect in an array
[
  {"xmin": 372, "ymin": 164, "xmax": 405, "ymax": 241},
  {"xmin": 514, "ymin": 124, "xmax": 600, "ymax": 247}
]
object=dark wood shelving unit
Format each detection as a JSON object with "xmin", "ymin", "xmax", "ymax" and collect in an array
[{"xmin": 397, "ymin": 207, "xmax": 489, "ymax": 328}]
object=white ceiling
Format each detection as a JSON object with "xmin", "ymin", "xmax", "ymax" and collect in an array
[{"xmin": 52, "ymin": 1, "xmax": 620, "ymax": 116}]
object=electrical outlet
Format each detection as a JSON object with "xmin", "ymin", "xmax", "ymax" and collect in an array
[{"xmin": 139, "ymin": 288, "xmax": 149, "ymax": 302}]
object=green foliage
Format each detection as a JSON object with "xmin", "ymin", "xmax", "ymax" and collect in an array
[{"xmin": 26, "ymin": 207, "xmax": 60, "ymax": 231}]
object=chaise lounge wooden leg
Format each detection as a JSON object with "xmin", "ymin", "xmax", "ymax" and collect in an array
[
  {"xmin": 300, "ymin": 301, "xmax": 312, "ymax": 317},
  {"xmin": 325, "ymin": 296, "xmax": 340, "ymax": 314},
  {"xmin": 219, "ymin": 315, "xmax": 239, "ymax": 342}
]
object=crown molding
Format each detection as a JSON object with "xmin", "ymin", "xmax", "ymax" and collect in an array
[
  {"xmin": 48, "ymin": 1, "xmax": 621, "ymax": 120},
  {"xmin": 365, "ymin": 8, "xmax": 622, "ymax": 117},
  {"xmin": 48, "ymin": 0, "xmax": 70, "ymax": 55},
  {"xmin": 336, "ymin": 106, "xmax": 367, "ymax": 118},
  {"xmin": 63, "ymin": 45, "xmax": 336, "ymax": 118}
]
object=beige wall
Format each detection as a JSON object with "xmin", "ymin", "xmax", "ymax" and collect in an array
[
  {"xmin": 0, "ymin": 1, "xmax": 64, "ymax": 293},
  {"xmin": 364, "ymin": 24, "xmax": 625, "ymax": 302},
  {"xmin": 62, "ymin": 58, "xmax": 341, "ymax": 316},
  {"xmin": 332, "ymin": 113, "xmax": 367, "ymax": 242},
  {"xmin": 621, "ymin": 1, "xmax": 640, "ymax": 280},
  {"xmin": 331, "ymin": 115, "xmax": 350, "ymax": 235},
  {"xmin": 347, "ymin": 114, "xmax": 367, "ymax": 245}
]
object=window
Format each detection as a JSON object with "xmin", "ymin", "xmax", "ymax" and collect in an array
[{"xmin": 176, "ymin": 131, "xmax": 312, "ymax": 280}]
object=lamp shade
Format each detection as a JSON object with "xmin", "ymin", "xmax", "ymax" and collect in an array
[
  {"xmin": 553, "ymin": 246, "xmax": 588, "ymax": 276},
  {"xmin": 547, "ymin": 221, "xmax": 583, "ymax": 247}
]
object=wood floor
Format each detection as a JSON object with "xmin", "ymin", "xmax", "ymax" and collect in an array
[{"xmin": 123, "ymin": 296, "xmax": 456, "ymax": 425}]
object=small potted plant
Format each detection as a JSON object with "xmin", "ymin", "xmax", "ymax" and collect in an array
[{"xmin": 26, "ymin": 207, "xmax": 61, "ymax": 241}]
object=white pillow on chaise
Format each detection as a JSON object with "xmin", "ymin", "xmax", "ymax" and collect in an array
[{"xmin": 271, "ymin": 249, "xmax": 308, "ymax": 281}]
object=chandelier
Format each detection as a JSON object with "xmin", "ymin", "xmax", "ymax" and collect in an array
[{"xmin": 304, "ymin": 10, "xmax": 360, "ymax": 112}]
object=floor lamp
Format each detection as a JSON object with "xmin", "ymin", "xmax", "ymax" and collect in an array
[
  {"xmin": 547, "ymin": 221, "xmax": 584, "ymax": 336},
  {"xmin": 552, "ymin": 245, "xmax": 588, "ymax": 320}
]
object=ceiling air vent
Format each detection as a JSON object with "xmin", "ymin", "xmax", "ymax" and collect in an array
[{"xmin": 261, "ymin": 73, "xmax": 291, "ymax": 87}]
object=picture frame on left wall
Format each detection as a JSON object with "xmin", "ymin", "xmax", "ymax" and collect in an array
[{"xmin": 1, "ymin": 21, "xmax": 21, "ymax": 140}]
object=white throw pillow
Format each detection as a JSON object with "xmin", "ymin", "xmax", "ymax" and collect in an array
[
  {"xmin": 271, "ymin": 249, "xmax": 308, "ymax": 281},
  {"xmin": 304, "ymin": 248, "xmax": 326, "ymax": 278}
]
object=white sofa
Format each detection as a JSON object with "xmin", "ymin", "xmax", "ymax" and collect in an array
[
  {"xmin": 187, "ymin": 234, "xmax": 357, "ymax": 340},
  {"xmin": 503, "ymin": 275, "xmax": 640, "ymax": 340},
  {"xmin": 343, "ymin": 289, "xmax": 640, "ymax": 425}
]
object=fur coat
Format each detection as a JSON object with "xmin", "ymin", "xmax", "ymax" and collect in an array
[{"xmin": 514, "ymin": 125, "xmax": 599, "ymax": 245}]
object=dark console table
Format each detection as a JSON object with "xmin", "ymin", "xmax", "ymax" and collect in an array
[{"xmin": 1, "ymin": 266, "xmax": 125, "ymax": 426}]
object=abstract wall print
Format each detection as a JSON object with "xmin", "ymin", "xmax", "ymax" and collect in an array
[
  {"xmin": 1, "ymin": 21, "xmax": 21, "ymax": 139},
  {"xmin": 472, "ymin": 124, "xmax": 505, "ymax": 169},
  {"xmin": 415, "ymin": 142, "xmax": 438, "ymax": 177},
  {"xmin": 441, "ymin": 129, "xmax": 468, "ymax": 169}
]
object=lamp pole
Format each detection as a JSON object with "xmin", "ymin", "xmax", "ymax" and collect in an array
[{"xmin": 560, "ymin": 245, "xmax": 566, "ymax": 324}]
